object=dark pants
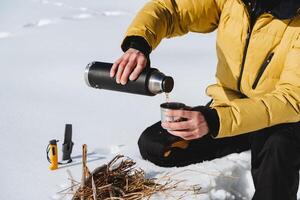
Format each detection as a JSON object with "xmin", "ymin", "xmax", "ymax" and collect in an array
[{"xmin": 138, "ymin": 121, "xmax": 300, "ymax": 200}]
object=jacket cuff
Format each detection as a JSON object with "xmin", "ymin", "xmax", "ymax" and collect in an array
[
  {"xmin": 121, "ymin": 36, "xmax": 151, "ymax": 56},
  {"xmin": 192, "ymin": 106, "xmax": 220, "ymax": 138}
]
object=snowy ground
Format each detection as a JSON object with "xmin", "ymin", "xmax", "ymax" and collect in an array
[{"xmin": 0, "ymin": 0, "xmax": 298, "ymax": 200}]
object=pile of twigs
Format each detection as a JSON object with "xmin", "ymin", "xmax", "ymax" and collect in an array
[
  {"xmin": 57, "ymin": 145, "xmax": 203, "ymax": 200},
  {"xmin": 70, "ymin": 154, "xmax": 176, "ymax": 200}
]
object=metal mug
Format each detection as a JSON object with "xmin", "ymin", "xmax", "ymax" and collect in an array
[{"xmin": 160, "ymin": 102, "xmax": 187, "ymax": 122}]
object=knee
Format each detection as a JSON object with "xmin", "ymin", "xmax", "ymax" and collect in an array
[
  {"xmin": 138, "ymin": 123, "xmax": 164, "ymax": 160},
  {"xmin": 138, "ymin": 121, "xmax": 184, "ymax": 167}
]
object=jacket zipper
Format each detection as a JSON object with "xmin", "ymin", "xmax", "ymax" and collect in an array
[
  {"xmin": 252, "ymin": 52, "xmax": 274, "ymax": 89},
  {"xmin": 237, "ymin": 27, "xmax": 254, "ymax": 91},
  {"xmin": 237, "ymin": 0, "xmax": 259, "ymax": 91}
]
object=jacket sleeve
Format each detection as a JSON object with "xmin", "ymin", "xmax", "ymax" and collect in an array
[
  {"xmin": 214, "ymin": 36, "xmax": 300, "ymax": 138},
  {"xmin": 122, "ymin": 0, "xmax": 226, "ymax": 50}
]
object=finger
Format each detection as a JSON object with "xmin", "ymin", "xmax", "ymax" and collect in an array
[
  {"xmin": 115, "ymin": 60, "xmax": 128, "ymax": 84},
  {"xmin": 181, "ymin": 134, "xmax": 200, "ymax": 141},
  {"xmin": 129, "ymin": 56, "xmax": 146, "ymax": 81},
  {"xmin": 110, "ymin": 58, "xmax": 122, "ymax": 77},
  {"xmin": 120, "ymin": 59, "xmax": 137, "ymax": 85},
  {"xmin": 161, "ymin": 120, "xmax": 195, "ymax": 131},
  {"xmin": 167, "ymin": 130, "xmax": 194, "ymax": 140},
  {"xmin": 170, "ymin": 129, "xmax": 206, "ymax": 140}
]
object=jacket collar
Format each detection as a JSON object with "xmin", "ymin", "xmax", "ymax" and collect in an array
[{"xmin": 242, "ymin": 0, "xmax": 300, "ymax": 19}]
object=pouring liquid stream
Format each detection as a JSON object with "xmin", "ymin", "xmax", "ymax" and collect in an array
[{"xmin": 165, "ymin": 93, "xmax": 170, "ymax": 103}]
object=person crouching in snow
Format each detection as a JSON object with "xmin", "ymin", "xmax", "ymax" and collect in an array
[{"xmin": 110, "ymin": 0, "xmax": 300, "ymax": 199}]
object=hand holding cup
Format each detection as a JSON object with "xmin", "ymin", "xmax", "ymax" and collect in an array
[{"xmin": 161, "ymin": 102, "xmax": 209, "ymax": 140}]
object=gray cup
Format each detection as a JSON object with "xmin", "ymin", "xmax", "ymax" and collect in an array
[{"xmin": 160, "ymin": 102, "xmax": 186, "ymax": 122}]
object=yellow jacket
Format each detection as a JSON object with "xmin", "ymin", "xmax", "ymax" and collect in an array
[{"xmin": 123, "ymin": 0, "xmax": 300, "ymax": 138}]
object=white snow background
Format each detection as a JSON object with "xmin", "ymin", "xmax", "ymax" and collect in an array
[{"xmin": 0, "ymin": 0, "xmax": 299, "ymax": 199}]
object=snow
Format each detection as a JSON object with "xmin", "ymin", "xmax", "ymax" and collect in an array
[
  {"xmin": 0, "ymin": 0, "xmax": 299, "ymax": 200},
  {"xmin": 23, "ymin": 19, "xmax": 57, "ymax": 28},
  {"xmin": 0, "ymin": 32, "xmax": 13, "ymax": 38}
]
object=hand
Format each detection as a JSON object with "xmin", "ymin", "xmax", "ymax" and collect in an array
[
  {"xmin": 110, "ymin": 48, "xmax": 147, "ymax": 85},
  {"xmin": 161, "ymin": 109, "xmax": 209, "ymax": 140}
]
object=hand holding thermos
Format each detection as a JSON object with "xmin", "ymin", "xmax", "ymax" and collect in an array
[{"xmin": 110, "ymin": 48, "xmax": 148, "ymax": 85}]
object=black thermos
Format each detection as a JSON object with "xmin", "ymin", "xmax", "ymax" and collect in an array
[{"xmin": 84, "ymin": 61, "xmax": 174, "ymax": 96}]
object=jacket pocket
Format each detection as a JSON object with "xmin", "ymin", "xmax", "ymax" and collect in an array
[{"xmin": 252, "ymin": 52, "xmax": 275, "ymax": 89}]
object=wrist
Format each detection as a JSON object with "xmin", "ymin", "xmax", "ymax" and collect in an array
[{"xmin": 121, "ymin": 36, "xmax": 151, "ymax": 56}]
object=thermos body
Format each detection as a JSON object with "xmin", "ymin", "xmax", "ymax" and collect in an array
[{"xmin": 85, "ymin": 61, "xmax": 174, "ymax": 96}]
